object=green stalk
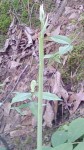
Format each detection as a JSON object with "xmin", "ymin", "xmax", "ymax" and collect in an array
[{"xmin": 37, "ymin": 29, "xmax": 44, "ymax": 149}]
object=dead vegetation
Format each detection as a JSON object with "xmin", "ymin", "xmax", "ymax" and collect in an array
[{"xmin": 0, "ymin": 0, "xmax": 84, "ymax": 149}]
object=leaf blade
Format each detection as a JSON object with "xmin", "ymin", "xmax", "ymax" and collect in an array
[
  {"xmin": 50, "ymin": 35, "xmax": 71, "ymax": 44},
  {"xmin": 73, "ymin": 142, "xmax": 84, "ymax": 150},
  {"xmin": 35, "ymin": 92, "xmax": 62, "ymax": 101},
  {"xmin": 11, "ymin": 92, "xmax": 32, "ymax": 104},
  {"xmin": 51, "ymin": 130, "xmax": 68, "ymax": 147},
  {"xmin": 59, "ymin": 45, "xmax": 73, "ymax": 55},
  {"xmin": 68, "ymin": 118, "xmax": 84, "ymax": 142},
  {"xmin": 53, "ymin": 143, "xmax": 73, "ymax": 150}
]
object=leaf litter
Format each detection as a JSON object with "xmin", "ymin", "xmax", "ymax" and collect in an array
[
  {"xmin": 69, "ymin": 84, "xmax": 84, "ymax": 114},
  {"xmin": 0, "ymin": 0, "xmax": 84, "ymax": 149}
]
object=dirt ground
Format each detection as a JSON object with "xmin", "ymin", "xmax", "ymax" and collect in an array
[{"xmin": 0, "ymin": 0, "xmax": 84, "ymax": 149}]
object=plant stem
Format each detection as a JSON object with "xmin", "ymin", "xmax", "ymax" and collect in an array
[{"xmin": 37, "ymin": 31, "xmax": 44, "ymax": 150}]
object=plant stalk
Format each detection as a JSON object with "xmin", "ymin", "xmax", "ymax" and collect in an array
[{"xmin": 37, "ymin": 31, "xmax": 44, "ymax": 150}]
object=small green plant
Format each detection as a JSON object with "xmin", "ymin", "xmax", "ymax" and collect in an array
[
  {"xmin": 50, "ymin": 117, "xmax": 84, "ymax": 150},
  {"xmin": 1, "ymin": 4, "xmax": 73, "ymax": 150}
]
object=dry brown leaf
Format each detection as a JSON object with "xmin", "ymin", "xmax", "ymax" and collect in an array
[
  {"xmin": 80, "ymin": 108, "xmax": 84, "ymax": 115},
  {"xmin": 43, "ymin": 101, "xmax": 54, "ymax": 128},
  {"xmin": 3, "ymin": 102, "xmax": 11, "ymax": 117},
  {"xmin": 17, "ymin": 29, "xmax": 22, "ymax": 40},
  {"xmin": 0, "ymin": 108, "xmax": 4, "ymax": 120},
  {"xmin": 60, "ymin": 87, "xmax": 69, "ymax": 102},
  {"xmin": 69, "ymin": 13, "xmax": 78, "ymax": 19},
  {"xmin": 52, "ymin": 71, "xmax": 61, "ymax": 97},
  {"xmin": 24, "ymin": 26, "xmax": 33, "ymax": 46},
  {"xmin": 32, "ymin": 116, "xmax": 37, "ymax": 128},
  {"xmin": 64, "ymin": 7, "xmax": 73, "ymax": 15},
  {"xmin": 10, "ymin": 112, "xmax": 21, "ymax": 128},
  {"xmin": 4, "ymin": 123, "xmax": 11, "ymax": 133},
  {"xmin": 25, "ymin": 26, "xmax": 34, "ymax": 35},
  {"xmin": 10, "ymin": 60, "xmax": 20, "ymax": 69},
  {"xmin": 10, "ymin": 129, "xmax": 29, "ymax": 137},
  {"xmin": 4, "ymin": 39, "xmax": 10, "ymax": 52},
  {"xmin": 3, "ymin": 77, "xmax": 10, "ymax": 84},
  {"xmin": 0, "ymin": 56, "xmax": 2, "ymax": 64},
  {"xmin": 53, "ymin": 101, "xmax": 58, "ymax": 121},
  {"xmin": 53, "ymin": 71, "xmax": 69, "ymax": 101},
  {"xmin": 21, "ymin": 109, "xmax": 32, "ymax": 126},
  {"xmin": 3, "ymin": 18, "xmax": 34, "ymax": 52},
  {"xmin": 50, "ymin": 71, "xmax": 69, "ymax": 120},
  {"xmin": 63, "ymin": 55, "xmax": 68, "ymax": 66},
  {"xmin": 51, "ymin": 25, "xmax": 61, "ymax": 36},
  {"xmin": 69, "ymin": 91, "xmax": 84, "ymax": 114},
  {"xmin": 9, "ymin": 17, "xmax": 15, "ymax": 28}
]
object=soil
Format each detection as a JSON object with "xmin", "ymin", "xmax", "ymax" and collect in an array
[{"xmin": 0, "ymin": 0, "xmax": 84, "ymax": 149}]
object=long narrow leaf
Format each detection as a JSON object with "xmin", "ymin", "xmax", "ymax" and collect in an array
[
  {"xmin": 35, "ymin": 92, "xmax": 62, "ymax": 101},
  {"xmin": 44, "ymin": 52, "xmax": 59, "ymax": 59},
  {"xmin": 50, "ymin": 35, "xmax": 71, "ymax": 44},
  {"xmin": 44, "ymin": 53, "xmax": 54, "ymax": 59},
  {"xmin": 59, "ymin": 45, "xmax": 73, "ymax": 55}
]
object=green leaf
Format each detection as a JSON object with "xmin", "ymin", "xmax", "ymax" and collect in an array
[
  {"xmin": 44, "ymin": 52, "xmax": 60, "ymax": 61},
  {"xmin": 18, "ymin": 103, "xmax": 30, "ymax": 109},
  {"xmin": 11, "ymin": 102, "xmax": 38, "ymax": 117},
  {"xmin": 41, "ymin": 15, "xmax": 48, "ymax": 35},
  {"xmin": 59, "ymin": 45, "xmax": 73, "ymax": 55},
  {"xmin": 44, "ymin": 52, "xmax": 60, "ymax": 63},
  {"xmin": 31, "ymin": 80, "xmax": 37, "ymax": 93},
  {"xmin": 28, "ymin": 102, "xmax": 38, "ymax": 118},
  {"xmin": 11, "ymin": 92, "xmax": 32, "ymax": 104},
  {"xmin": 39, "ymin": 4, "xmax": 45, "ymax": 25},
  {"xmin": 50, "ymin": 35, "xmax": 71, "ymax": 44},
  {"xmin": 0, "ymin": 148, "xmax": 7, "ymax": 150},
  {"xmin": 11, "ymin": 103, "xmax": 31, "ymax": 115},
  {"xmin": 44, "ymin": 53, "xmax": 54, "ymax": 59},
  {"xmin": 35, "ymin": 147, "xmax": 53, "ymax": 150},
  {"xmin": 73, "ymin": 142, "xmax": 84, "ymax": 150},
  {"xmin": 51, "ymin": 130, "xmax": 68, "ymax": 147},
  {"xmin": 53, "ymin": 143, "xmax": 73, "ymax": 150},
  {"xmin": 68, "ymin": 118, "xmax": 84, "ymax": 142},
  {"xmin": 42, "ymin": 146, "xmax": 54, "ymax": 150},
  {"xmin": 53, "ymin": 54, "xmax": 61, "ymax": 63},
  {"xmin": 35, "ymin": 92, "xmax": 62, "ymax": 101},
  {"xmin": 11, "ymin": 107, "xmax": 25, "ymax": 115},
  {"xmin": 63, "ymin": 124, "xmax": 69, "ymax": 131}
]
